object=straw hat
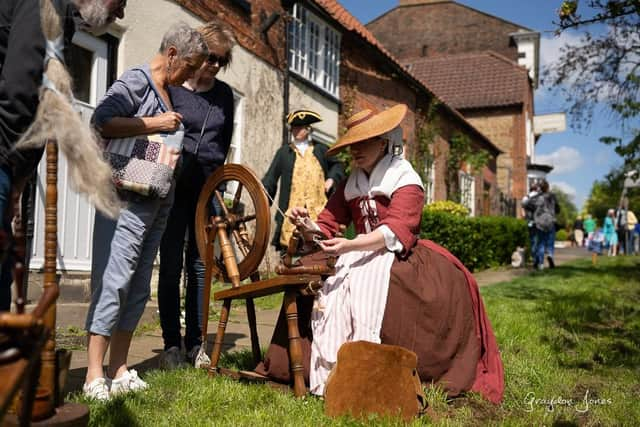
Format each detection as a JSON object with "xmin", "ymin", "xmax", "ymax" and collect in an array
[
  {"xmin": 287, "ymin": 109, "xmax": 322, "ymax": 127},
  {"xmin": 327, "ymin": 104, "xmax": 407, "ymax": 156}
]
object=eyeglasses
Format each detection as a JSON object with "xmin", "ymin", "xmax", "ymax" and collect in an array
[{"xmin": 206, "ymin": 54, "xmax": 229, "ymax": 67}]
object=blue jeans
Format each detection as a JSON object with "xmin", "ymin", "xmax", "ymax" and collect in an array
[
  {"xmin": 534, "ymin": 228, "xmax": 555, "ymax": 267},
  {"xmin": 158, "ymin": 166, "xmax": 222, "ymax": 351},
  {"xmin": 528, "ymin": 224, "xmax": 537, "ymax": 263},
  {"xmin": 0, "ymin": 166, "xmax": 12, "ymax": 311}
]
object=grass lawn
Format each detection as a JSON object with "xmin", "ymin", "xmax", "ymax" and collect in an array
[{"xmin": 72, "ymin": 256, "xmax": 640, "ymax": 426}]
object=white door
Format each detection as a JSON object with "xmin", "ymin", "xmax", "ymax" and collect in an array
[{"xmin": 30, "ymin": 32, "xmax": 109, "ymax": 271}]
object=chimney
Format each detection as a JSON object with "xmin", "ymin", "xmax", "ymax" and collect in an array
[{"xmin": 399, "ymin": 0, "xmax": 446, "ymax": 5}]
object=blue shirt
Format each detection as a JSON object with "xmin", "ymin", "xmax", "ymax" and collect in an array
[{"xmin": 93, "ymin": 64, "xmax": 165, "ymax": 127}]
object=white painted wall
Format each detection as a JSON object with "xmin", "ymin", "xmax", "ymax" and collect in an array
[{"xmin": 289, "ymin": 79, "xmax": 339, "ymax": 143}]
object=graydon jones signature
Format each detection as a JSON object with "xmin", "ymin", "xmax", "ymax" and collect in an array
[{"xmin": 524, "ymin": 390, "xmax": 612, "ymax": 413}]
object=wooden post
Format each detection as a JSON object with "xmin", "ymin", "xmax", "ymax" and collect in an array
[
  {"xmin": 208, "ymin": 299, "xmax": 231, "ymax": 377},
  {"xmin": 284, "ymin": 291, "xmax": 306, "ymax": 397}
]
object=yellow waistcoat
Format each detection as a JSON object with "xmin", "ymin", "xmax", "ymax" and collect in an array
[{"xmin": 280, "ymin": 144, "xmax": 327, "ymax": 247}]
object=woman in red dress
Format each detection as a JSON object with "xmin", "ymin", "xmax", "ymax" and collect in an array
[{"xmin": 256, "ymin": 104, "xmax": 504, "ymax": 403}]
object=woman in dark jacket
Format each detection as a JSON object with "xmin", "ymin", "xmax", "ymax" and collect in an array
[{"xmin": 157, "ymin": 19, "xmax": 236, "ymax": 369}]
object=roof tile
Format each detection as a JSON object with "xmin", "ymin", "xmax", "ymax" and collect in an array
[{"xmin": 405, "ymin": 51, "xmax": 530, "ymax": 109}]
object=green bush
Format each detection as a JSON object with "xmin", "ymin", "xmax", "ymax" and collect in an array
[
  {"xmin": 425, "ymin": 200, "xmax": 469, "ymax": 217},
  {"xmin": 420, "ymin": 209, "xmax": 528, "ymax": 271},
  {"xmin": 555, "ymin": 229, "xmax": 568, "ymax": 241}
]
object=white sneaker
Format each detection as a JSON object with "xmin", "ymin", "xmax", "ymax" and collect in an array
[
  {"xmin": 83, "ymin": 377, "xmax": 110, "ymax": 401},
  {"xmin": 159, "ymin": 346, "xmax": 184, "ymax": 370},
  {"xmin": 109, "ymin": 369, "xmax": 148, "ymax": 396}
]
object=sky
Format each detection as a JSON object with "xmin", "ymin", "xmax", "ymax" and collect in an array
[{"xmin": 338, "ymin": 0, "xmax": 631, "ymax": 210}]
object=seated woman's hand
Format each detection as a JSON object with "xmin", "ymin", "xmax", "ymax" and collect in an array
[
  {"xmin": 318, "ymin": 237, "xmax": 351, "ymax": 256},
  {"xmin": 288, "ymin": 207, "xmax": 309, "ymax": 224},
  {"xmin": 153, "ymin": 111, "xmax": 184, "ymax": 132}
]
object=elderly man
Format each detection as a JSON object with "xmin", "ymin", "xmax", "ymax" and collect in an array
[{"xmin": 0, "ymin": 0, "xmax": 127, "ymax": 311}]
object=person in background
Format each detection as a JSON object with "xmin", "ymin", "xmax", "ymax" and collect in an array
[
  {"xmin": 588, "ymin": 227, "xmax": 605, "ymax": 265},
  {"xmin": 626, "ymin": 205, "xmax": 637, "ymax": 255},
  {"xmin": 573, "ymin": 215, "xmax": 584, "ymax": 248},
  {"xmin": 0, "ymin": 0, "xmax": 128, "ymax": 311},
  {"xmin": 522, "ymin": 183, "xmax": 540, "ymax": 266},
  {"xmin": 523, "ymin": 179, "xmax": 559, "ymax": 269},
  {"xmin": 158, "ymin": 19, "xmax": 236, "ymax": 369},
  {"xmin": 615, "ymin": 199, "xmax": 628, "ymax": 254},
  {"xmin": 262, "ymin": 110, "xmax": 345, "ymax": 253},
  {"xmin": 84, "ymin": 23, "xmax": 207, "ymax": 401},
  {"xmin": 583, "ymin": 214, "xmax": 596, "ymax": 249},
  {"xmin": 603, "ymin": 209, "xmax": 618, "ymax": 256}
]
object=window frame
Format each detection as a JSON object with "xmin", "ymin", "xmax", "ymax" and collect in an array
[
  {"xmin": 459, "ymin": 170, "xmax": 476, "ymax": 216},
  {"xmin": 423, "ymin": 160, "xmax": 436, "ymax": 205},
  {"xmin": 288, "ymin": 4, "xmax": 341, "ymax": 98}
]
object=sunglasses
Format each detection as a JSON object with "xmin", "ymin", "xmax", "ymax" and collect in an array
[{"xmin": 207, "ymin": 54, "xmax": 229, "ymax": 67}]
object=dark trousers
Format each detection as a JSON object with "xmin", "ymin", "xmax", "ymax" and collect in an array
[
  {"xmin": 157, "ymin": 158, "xmax": 223, "ymax": 351},
  {"xmin": 158, "ymin": 179, "xmax": 204, "ymax": 350},
  {"xmin": 617, "ymin": 229, "xmax": 629, "ymax": 254},
  {"xmin": 0, "ymin": 166, "xmax": 12, "ymax": 311},
  {"xmin": 528, "ymin": 225, "xmax": 537, "ymax": 264}
]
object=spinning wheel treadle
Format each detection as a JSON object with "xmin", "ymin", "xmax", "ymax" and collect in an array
[{"xmin": 194, "ymin": 164, "xmax": 270, "ymax": 284}]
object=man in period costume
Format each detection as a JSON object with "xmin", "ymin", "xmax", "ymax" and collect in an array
[{"xmin": 262, "ymin": 109, "xmax": 344, "ymax": 251}]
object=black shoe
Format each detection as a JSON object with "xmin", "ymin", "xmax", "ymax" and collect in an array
[{"xmin": 547, "ymin": 256, "xmax": 555, "ymax": 268}]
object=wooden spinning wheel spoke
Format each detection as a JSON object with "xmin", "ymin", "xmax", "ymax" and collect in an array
[
  {"xmin": 231, "ymin": 183, "xmax": 243, "ymax": 213},
  {"xmin": 195, "ymin": 164, "xmax": 270, "ymax": 284},
  {"xmin": 213, "ymin": 189, "xmax": 230, "ymax": 217},
  {"xmin": 236, "ymin": 213, "xmax": 257, "ymax": 223}
]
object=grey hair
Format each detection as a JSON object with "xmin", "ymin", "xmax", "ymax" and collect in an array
[{"xmin": 159, "ymin": 22, "xmax": 208, "ymax": 58}]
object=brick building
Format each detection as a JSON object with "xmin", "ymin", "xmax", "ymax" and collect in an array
[
  {"xmin": 35, "ymin": 0, "xmax": 507, "ymax": 271},
  {"xmin": 368, "ymin": 0, "xmax": 544, "ymax": 214},
  {"xmin": 309, "ymin": 0, "xmax": 502, "ymax": 215}
]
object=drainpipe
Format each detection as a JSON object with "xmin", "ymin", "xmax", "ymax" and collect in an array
[
  {"xmin": 281, "ymin": 2, "xmax": 296, "ymax": 146},
  {"xmin": 262, "ymin": 2, "xmax": 295, "ymax": 146}
]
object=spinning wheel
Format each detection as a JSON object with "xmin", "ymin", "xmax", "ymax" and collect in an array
[
  {"xmin": 197, "ymin": 164, "xmax": 337, "ymax": 398},
  {"xmin": 194, "ymin": 164, "xmax": 270, "ymax": 285}
]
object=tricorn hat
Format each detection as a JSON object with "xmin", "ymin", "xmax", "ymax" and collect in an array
[
  {"xmin": 327, "ymin": 104, "xmax": 407, "ymax": 156},
  {"xmin": 287, "ymin": 109, "xmax": 322, "ymax": 127}
]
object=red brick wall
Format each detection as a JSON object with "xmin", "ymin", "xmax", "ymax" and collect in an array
[
  {"xmin": 339, "ymin": 38, "xmax": 418, "ymax": 146},
  {"xmin": 463, "ymin": 105, "xmax": 528, "ymax": 216},
  {"xmin": 367, "ymin": 2, "xmax": 523, "ymax": 62},
  {"xmin": 174, "ymin": 0, "xmax": 286, "ymax": 68}
]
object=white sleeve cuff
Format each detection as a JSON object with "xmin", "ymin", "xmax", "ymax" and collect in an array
[{"xmin": 378, "ymin": 225, "xmax": 403, "ymax": 253}]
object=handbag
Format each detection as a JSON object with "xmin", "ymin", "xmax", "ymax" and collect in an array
[
  {"xmin": 324, "ymin": 341, "xmax": 427, "ymax": 422},
  {"xmin": 104, "ymin": 68, "xmax": 184, "ymax": 198}
]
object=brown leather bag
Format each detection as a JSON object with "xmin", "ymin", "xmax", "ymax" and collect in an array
[{"xmin": 324, "ymin": 341, "xmax": 427, "ymax": 422}]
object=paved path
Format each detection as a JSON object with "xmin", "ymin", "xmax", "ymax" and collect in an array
[{"xmin": 22, "ymin": 245, "xmax": 589, "ymax": 396}]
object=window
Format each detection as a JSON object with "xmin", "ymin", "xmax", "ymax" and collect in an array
[
  {"xmin": 288, "ymin": 4, "xmax": 341, "ymax": 97},
  {"xmin": 459, "ymin": 171, "xmax": 476, "ymax": 216},
  {"xmin": 31, "ymin": 31, "xmax": 113, "ymax": 271},
  {"xmin": 424, "ymin": 160, "xmax": 436, "ymax": 204}
]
